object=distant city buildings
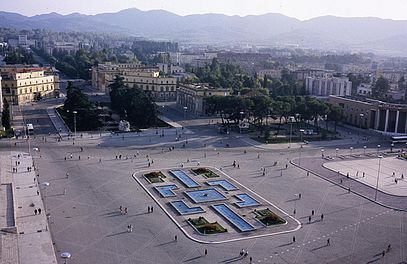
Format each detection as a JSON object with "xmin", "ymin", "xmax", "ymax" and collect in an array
[
  {"xmin": 257, "ymin": 69, "xmax": 282, "ymax": 79},
  {"xmin": 169, "ymin": 52, "xmax": 217, "ymax": 67},
  {"xmin": 0, "ymin": 76, "xmax": 2, "ymax": 113},
  {"xmin": 92, "ymin": 62, "xmax": 178, "ymax": 102},
  {"xmin": 177, "ymin": 83, "xmax": 231, "ymax": 116},
  {"xmin": 0, "ymin": 65, "xmax": 59, "ymax": 105}
]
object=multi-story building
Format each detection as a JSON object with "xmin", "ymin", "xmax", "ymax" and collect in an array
[
  {"xmin": 357, "ymin": 83, "xmax": 372, "ymax": 97},
  {"xmin": 0, "ymin": 76, "xmax": 2, "ymax": 113},
  {"xmin": 292, "ymin": 68, "xmax": 334, "ymax": 81},
  {"xmin": 92, "ymin": 63, "xmax": 177, "ymax": 102},
  {"xmin": 257, "ymin": 69, "xmax": 282, "ymax": 79},
  {"xmin": 0, "ymin": 66, "xmax": 59, "ymax": 105},
  {"xmin": 177, "ymin": 83, "xmax": 231, "ymax": 116},
  {"xmin": 306, "ymin": 76, "xmax": 352, "ymax": 97},
  {"xmin": 330, "ymin": 95, "xmax": 407, "ymax": 134}
]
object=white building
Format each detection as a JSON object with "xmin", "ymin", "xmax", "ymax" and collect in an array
[
  {"xmin": 357, "ymin": 83, "xmax": 372, "ymax": 96},
  {"xmin": 306, "ymin": 76, "xmax": 352, "ymax": 97}
]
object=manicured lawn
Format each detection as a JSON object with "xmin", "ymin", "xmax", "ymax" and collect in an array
[
  {"xmin": 254, "ymin": 208, "xmax": 286, "ymax": 226},
  {"xmin": 144, "ymin": 171, "xmax": 166, "ymax": 183},
  {"xmin": 191, "ymin": 168, "xmax": 219, "ymax": 178},
  {"xmin": 188, "ymin": 216, "xmax": 227, "ymax": 234}
]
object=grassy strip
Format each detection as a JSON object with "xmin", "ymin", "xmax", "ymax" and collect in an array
[
  {"xmin": 189, "ymin": 216, "xmax": 227, "ymax": 234},
  {"xmin": 254, "ymin": 208, "xmax": 286, "ymax": 226},
  {"xmin": 144, "ymin": 171, "xmax": 166, "ymax": 184},
  {"xmin": 191, "ymin": 168, "xmax": 219, "ymax": 178}
]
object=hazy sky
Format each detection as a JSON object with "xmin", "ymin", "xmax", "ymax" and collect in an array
[{"xmin": 2, "ymin": 0, "xmax": 406, "ymax": 20}]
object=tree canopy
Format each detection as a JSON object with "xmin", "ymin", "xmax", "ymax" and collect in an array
[{"xmin": 109, "ymin": 76, "xmax": 158, "ymax": 128}]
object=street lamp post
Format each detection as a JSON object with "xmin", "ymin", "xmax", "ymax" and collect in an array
[
  {"xmin": 350, "ymin": 147, "xmax": 353, "ymax": 155},
  {"xmin": 321, "ymin": 149, "xmax": 324, "ymax": 158},
  {"xmin": 336, "ymin": 148, "xmax": 339, "ymax": 158},
  {"xmin": 289, "ymin": 117, "xmax": 293, "ymax": 148},
  {"xmin": 375, "ymin": 155, "xmax": 383, "ymax": 201},
  {"xmin": 239, "ymin": 111, "xmax": 244, "ymax": 134},
  {"xmin": 377, "ymin": 144, "xmax": 381, "ymax": 154},
  {"xmin": 73, "ymin": 111, "xmax": 77, "ymax": 138},
  {"xmin": 364, "ymin": 146, "xmax": 367, "ymax": 155},
  {"xmin": 359, "ymin": 113, "xmax": 364, "ymax": 136},
  {"xmin": 391, "ymin": 143, "xmax": 394, "ymax": 152},
  {"xmin": 61, "ymin": 252, "xmax": 71, "ymax": 264},
  {"xmin": 41, "ymin": 182, "xmax": 50, "ymax": 211}
]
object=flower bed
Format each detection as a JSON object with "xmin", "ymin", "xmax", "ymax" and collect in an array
[
  {"xmin": 188, "ymin": 216, "xmax": 226, "ymax": 234},
  {"xmin": 254, "ymin": 208, "xmax": 286, "ymax": 226},
  {"xmin": 191, "ymin": 168, "xmax": 219, "ymax": 178},
  {"xmin": 144, "ymin": 171, "xmax": 166, "ymax": 183}
]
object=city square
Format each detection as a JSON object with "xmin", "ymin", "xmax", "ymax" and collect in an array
[{"xmin": 1, "ymin": 101, "xmax": 407, "ymax": 263}]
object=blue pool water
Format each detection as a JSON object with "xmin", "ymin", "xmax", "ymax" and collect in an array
[
  {"xmin": 170, "ymin": 201, "xmax": 205, "ymax": 215},
  {"xmin": 235, "ymin": 193, "xmax": 261, "ymax": 207},
  {"xmin": 212, "ymin": 204, "xmax": 255, "ymax": 232},
  {"xmin": 206, "ymin": 179, "xmax": 238, "ymax": 191},
  {"xmin": 154, "ymin": 185, "xmax": 178, "ymax": 197},
  {"xmin": 170, "ymin": 170, "xmax": 200, "ymax": 188},
  {"xmin": 185, "ymin": 188, "xmax": 227, "ymax": 203}
]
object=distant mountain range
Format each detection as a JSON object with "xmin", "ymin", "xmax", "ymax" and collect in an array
[{"xmin": 1, "ymin": 8, "xmax": 407, "ymax": 55}]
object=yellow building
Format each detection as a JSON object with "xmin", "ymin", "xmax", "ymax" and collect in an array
[
  {"xmin": 92, "ymin": 63, "xmax": 177, "ymax": 102},
  {"xmin": 177, "ymin": 83, "xmax": 231, "ymax": 116},
  {"xmin": 1, "ymin": 66, "xmax": 59, "ymax": 105}
]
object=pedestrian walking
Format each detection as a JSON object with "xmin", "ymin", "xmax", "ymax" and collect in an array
[
  {"xmin": 130, "ymin": 225, "xmax": 133, "ymax": 232},
  {"xmin": 308, "ymin": 216, "xmax": 311, "ymax": 223},
  {"xmin": 34, "ymin": 209, "xmax": 38, "ymax": 215},
  {"xmin": 38, "ymin": 208, "xmax": 41, "ymax": 214},
  {"xmin": 64, "ymin": 188, "xmax": 67, "ymax": 195},
  {"xmin": 120, "ymin": 206, "xmax": 123, "ymax": 214},
  {"xmin": 37, "ymin": 190, "xmax": 39, "ymax": 195},
  {"xmin": 240, "ymin": 249, "xmax": 244, "ymax": 257},
  {"xmin": 124, "ymin": 207, "xmax": 128, "ymax": 214},
  {"xmin": 363, "ymin": 172, "xmax": 365, "ymax": 178},
  {"xmin": 307, "ymin": 171, "xmax": 309, "ymax": 177},
  {"xmin": 127, "ymin": 225, "xmax": 130, "ymax": 232},
  {"xmin": 175, "ymin": 235, "xmax": 177, "ymax": 241},
  {"xmin": 311, "ymin": 210, "xmax": 314, "ymax": 216},
  {"xmin": 151, "ymin": 206, "xmax": 153, "ymax": 213},
  {"xmin": 327, "ymin": 238, "xmax": 330, "ymax": 246},
  {"xmin": 204, "ymin": 249, "xmax": 208, "ymax": 256},
  {"xmin": 285, "ymin": 164, "xmax": 288, "ymax": 169},
  {"xmin": 321, "ymin": 214, "xmax": 324, "ymax": 221},
  {"xmin": 382, "ymin": 250, "xmax": 386, "ymax": 257},
  {"xmin": 348, "ymin": 187, "xmax": 351, "ymax": 193},
  {"xmin": 250, "ymin": 256, "xmax": 253, "ymax": 263},
  {"xmin": 298, "ymin": 193, "xmax": 302, "ymax": 199},
  {"xmin": 66, "ymin": 172, "xmax": 69, "ymax": 179},
  {"xmin": 148, "ymin": 206, "xmax": 150, "ymax": 213},
  {"xmin": 340, "ymin": 179, "xmax": 343, "ymax": 184},
  {"xmin": 293, "ymin": 236, "xmax": 296, "ymax": 243},
  {"xmin": 387, "ymin": 244, "xmax": 391, "ymax": 252}
]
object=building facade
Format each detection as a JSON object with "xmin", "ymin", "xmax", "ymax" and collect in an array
[
  {"xmin": 0, "ymin": 76, "xmax": 2, "ymax": 113},
  {"xmin": 330, "ymin": 96, "xmax": 407, "ymax": 134},
  {"xmin": 177, "ymin": 83, "xmax": 231, "ymax": 116},
  {"xmin": 0, "ymin": 66, "xmax": 59, "ymax": 105},
  {"xmin": 92, "ymin": 63, "xmax": 177, "ymax": 102},
  {"xmin": 306, "ymin": 77, "xmax": 352, "ymax": 97}
]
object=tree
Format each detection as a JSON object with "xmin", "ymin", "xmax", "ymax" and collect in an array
[
  {"xmin": 372, "ymin": 77, "xmax": 389, "ymax": 99},
  {"xmin": 326, "ymin": 104, "xmax": 343, "ymax": 133},
  {"xmin": 108, "ymin": 75, "xmax": 158, "ymax": 128},
  {"xmin": 2, "ymin": 98, "xmax": 11, "ymax": 130},
  {"xmin": 63, "ymin": 83, "xmax": 101, "ymax": 131}
]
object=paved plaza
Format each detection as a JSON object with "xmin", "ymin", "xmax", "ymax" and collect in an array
[
  {"xmin": 324, "ymin": 156, "xmax": 407, "ymax": 196},
  {"xmin": 1, "ymin": 101, "xmax": 407, "ymax": 263}
]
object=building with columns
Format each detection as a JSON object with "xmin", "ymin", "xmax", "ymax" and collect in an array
[
  {"xmin": 306, "ymin": 76, "xmax": 352, "ymax": 97},
  {"xmin": 329, "ymin": 96, "xmax": 407, "ymax": 135}
]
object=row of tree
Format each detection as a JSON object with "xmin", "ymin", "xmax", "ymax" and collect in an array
[
  {"xmin": 109, "ymin": 76, "xmax": 158, "ymax": 128},
  {"xmin": 205, "ymin": 95, "xmax": 343, "ymax": 133}
]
